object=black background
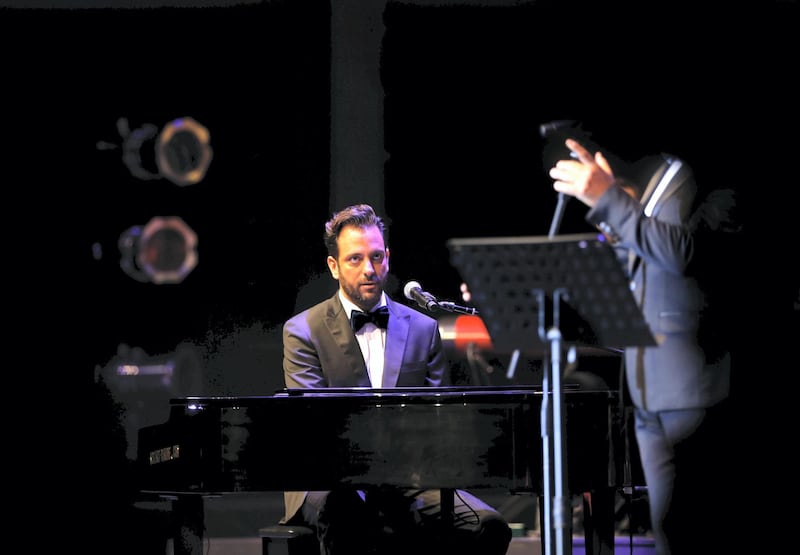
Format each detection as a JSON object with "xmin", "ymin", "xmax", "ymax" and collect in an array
[
  {"xmin": 3, "ymin": 1, "xmax": 797, "ymax": 550},
  {"xmin": 5, "ymin": 1, "xmax": 796, "ymax": 392}
]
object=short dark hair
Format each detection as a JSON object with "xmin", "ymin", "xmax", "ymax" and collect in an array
[{"xmin": 323, "ymin": 203, "xmax": 387, "ymax": 258}]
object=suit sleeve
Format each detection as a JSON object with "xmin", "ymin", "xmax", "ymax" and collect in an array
[
  {"xmin": 283, "ymin": 315, "xmax": 328, "ymax": 388},
  {"xmin": 423, "ymin": 314, "xmax": 449, "ymax": 386},
  {"xmin": 587, "ymin": 180, "xmax": 697, "ymax": 275}
]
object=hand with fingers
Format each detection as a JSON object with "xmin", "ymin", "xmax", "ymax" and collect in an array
[{"xmin": 548, "ymin": 138, "xmax": 616, "ymax": 208}]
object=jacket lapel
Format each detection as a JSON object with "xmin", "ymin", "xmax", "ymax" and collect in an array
[
  {"xmin": 639, "ymin": 157, "xmax": 670, "ymax": 210},
  {"xmin": 381, "ymin": 299, "xmax": 410, "ymax": 387},
  {"xmin": 648, "ymin": 161, "xmax": 689, "ymax": 218},
  {"xmin": 324, "ymin": 294, "xmax": 371, "ymax": 386}
]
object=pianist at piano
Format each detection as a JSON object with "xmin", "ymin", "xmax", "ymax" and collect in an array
[
  {"xmin": 96, "ymin": 199, "xmax": 638, "ymax": 554},
  {"xmin": 272, "ymin": 203, "xmax": 513, "ymax": 555},
  {"xmin": 91, "ymin": 312, "xmax": 633, "ymax": 555}
]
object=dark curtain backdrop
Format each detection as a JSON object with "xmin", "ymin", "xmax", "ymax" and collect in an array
[
  {"xmin": 4, "ymin": 6, "xmax": 331, "ymax": 546},
  {"xmin": 6, "ymin": 0, "xmax": 795, "ymax": 420},
  {"xmin": 3, "ymin": 1, "xmax": 797, "ymax": 551},
  {"xmin": 382, "ymin": 2, "xmax": 796, "ymax": 302},
  {"xmin": 4, "ymin": 2, "xmax": 332, "ymax": 391}
]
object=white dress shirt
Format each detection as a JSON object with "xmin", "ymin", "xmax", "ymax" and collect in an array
[{"xmin": 339, "ymin": 291, "xmax": 387, "ymax": 387}]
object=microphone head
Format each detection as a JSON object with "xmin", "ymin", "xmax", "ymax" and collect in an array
[
  {"xmin": 403, "ymin": 280, "xmax": 422, "ymax": 301},
  {"xmin": 539, "ymin": 119, "xmax": 577, "ymax": 139}
]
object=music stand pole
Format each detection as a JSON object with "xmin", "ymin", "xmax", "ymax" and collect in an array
[
  {"xmin": 539, "ymin": 288, "xmax": 572, "ymax": 555},
  {"xmin": 551, "ymin": 288, "xmax": 571, "ymax": 555},
  {"xmin": 536, "ymin": 289, "xmax": 553, "ymax": 555}
]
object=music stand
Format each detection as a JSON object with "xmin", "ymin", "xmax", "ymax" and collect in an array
[{"xmin": 447, "ymin": 232, "xmax": 655, "ymax": 555}]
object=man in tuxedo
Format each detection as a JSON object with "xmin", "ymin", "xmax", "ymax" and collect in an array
[
  {"xmin": 280, "ymin": 203, "xmax": 511, "ymax": 555},
  {"xmin": 549, "ymin": 139, "xmax": 739, "ymax": 555}
]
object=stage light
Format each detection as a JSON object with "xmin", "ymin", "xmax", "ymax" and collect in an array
[
  {"xmin": 156, "ymin": 117, "xmax": 213, "ymax": 186},
  {"xmin": 118, "ymin": 216, "xmax": 198, "ymax": 284},
  {"xmin": 106, "ymin": 116, "xmax": 213, "ymax": 186}
]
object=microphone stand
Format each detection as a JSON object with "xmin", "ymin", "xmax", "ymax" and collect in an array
[
  {"xmin": 436, "ymin": 301, "xmax": 479, "ymax": 316},
  {"xmin": 548, "ymin": 192, "xmax": 569, "ymax": 239}
]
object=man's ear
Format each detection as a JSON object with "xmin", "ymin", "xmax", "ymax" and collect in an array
[{"xmin": 327, "ymin": 255, "xmax": 339, "ymax": 279}]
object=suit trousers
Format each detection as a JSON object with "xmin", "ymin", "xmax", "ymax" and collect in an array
[{"xmin": 634, "ymin": 398, "xmax": 735, "ymax": 555}]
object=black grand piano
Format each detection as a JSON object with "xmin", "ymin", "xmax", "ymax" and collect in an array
[{"xmin": 137, "ymin": 385, "xmax": 625, "ymax": 555}]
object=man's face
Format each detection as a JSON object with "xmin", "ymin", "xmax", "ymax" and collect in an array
[{"xmin": 327, "ymin": 224, "xmax": 389, "ymax": 311}]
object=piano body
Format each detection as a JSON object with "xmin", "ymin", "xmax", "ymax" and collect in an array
[{"xmin": 137, "ymin": 385, "xmax": 624, "ymax": 554}]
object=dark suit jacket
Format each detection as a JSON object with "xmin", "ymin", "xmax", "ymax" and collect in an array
[
  {"xmin": 280, "ymin": 291, "xmax": 448, "ymax": 522},
  {"xmin": 586, "ymin": 157, "xmax": 733, "ymax": 412}
]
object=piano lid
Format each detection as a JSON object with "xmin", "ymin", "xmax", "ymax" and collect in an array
[
  {"xmin": 139, "ymin": 384, "xmax": 620, "ymax": 494},
  {"xmin": 166, "ymin": 384, "xmax": 591, "ymax": 406}
]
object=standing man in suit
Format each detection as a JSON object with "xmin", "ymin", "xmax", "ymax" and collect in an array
[
  {"xmin": 280, "ymin": 203, "xmax": 512, "ymax": 555},
  {"xmin": 548, "ymin": 138, "xmax": 739, "ymax": 555},
  {"xmin": 550, "ymin": 139, "xmax": 738, "ymax": 555}
]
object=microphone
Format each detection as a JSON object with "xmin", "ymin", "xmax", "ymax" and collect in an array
[
  {"xmin": 539, "ymin": 119, "xmax": 578, "ymax": 139},
  {"xmin": 403, "ymin": 280, "xmax": 439, "ymax": 311}
]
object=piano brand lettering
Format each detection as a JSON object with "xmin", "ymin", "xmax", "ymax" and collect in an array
[{"xmin": 149, "ymin": 444, "xmax": 180, "ymax": 465}]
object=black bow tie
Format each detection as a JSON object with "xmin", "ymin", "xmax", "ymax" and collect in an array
[{"xmin": 350, "ymin": 306, "xmax": 390, "ymax": 332}]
